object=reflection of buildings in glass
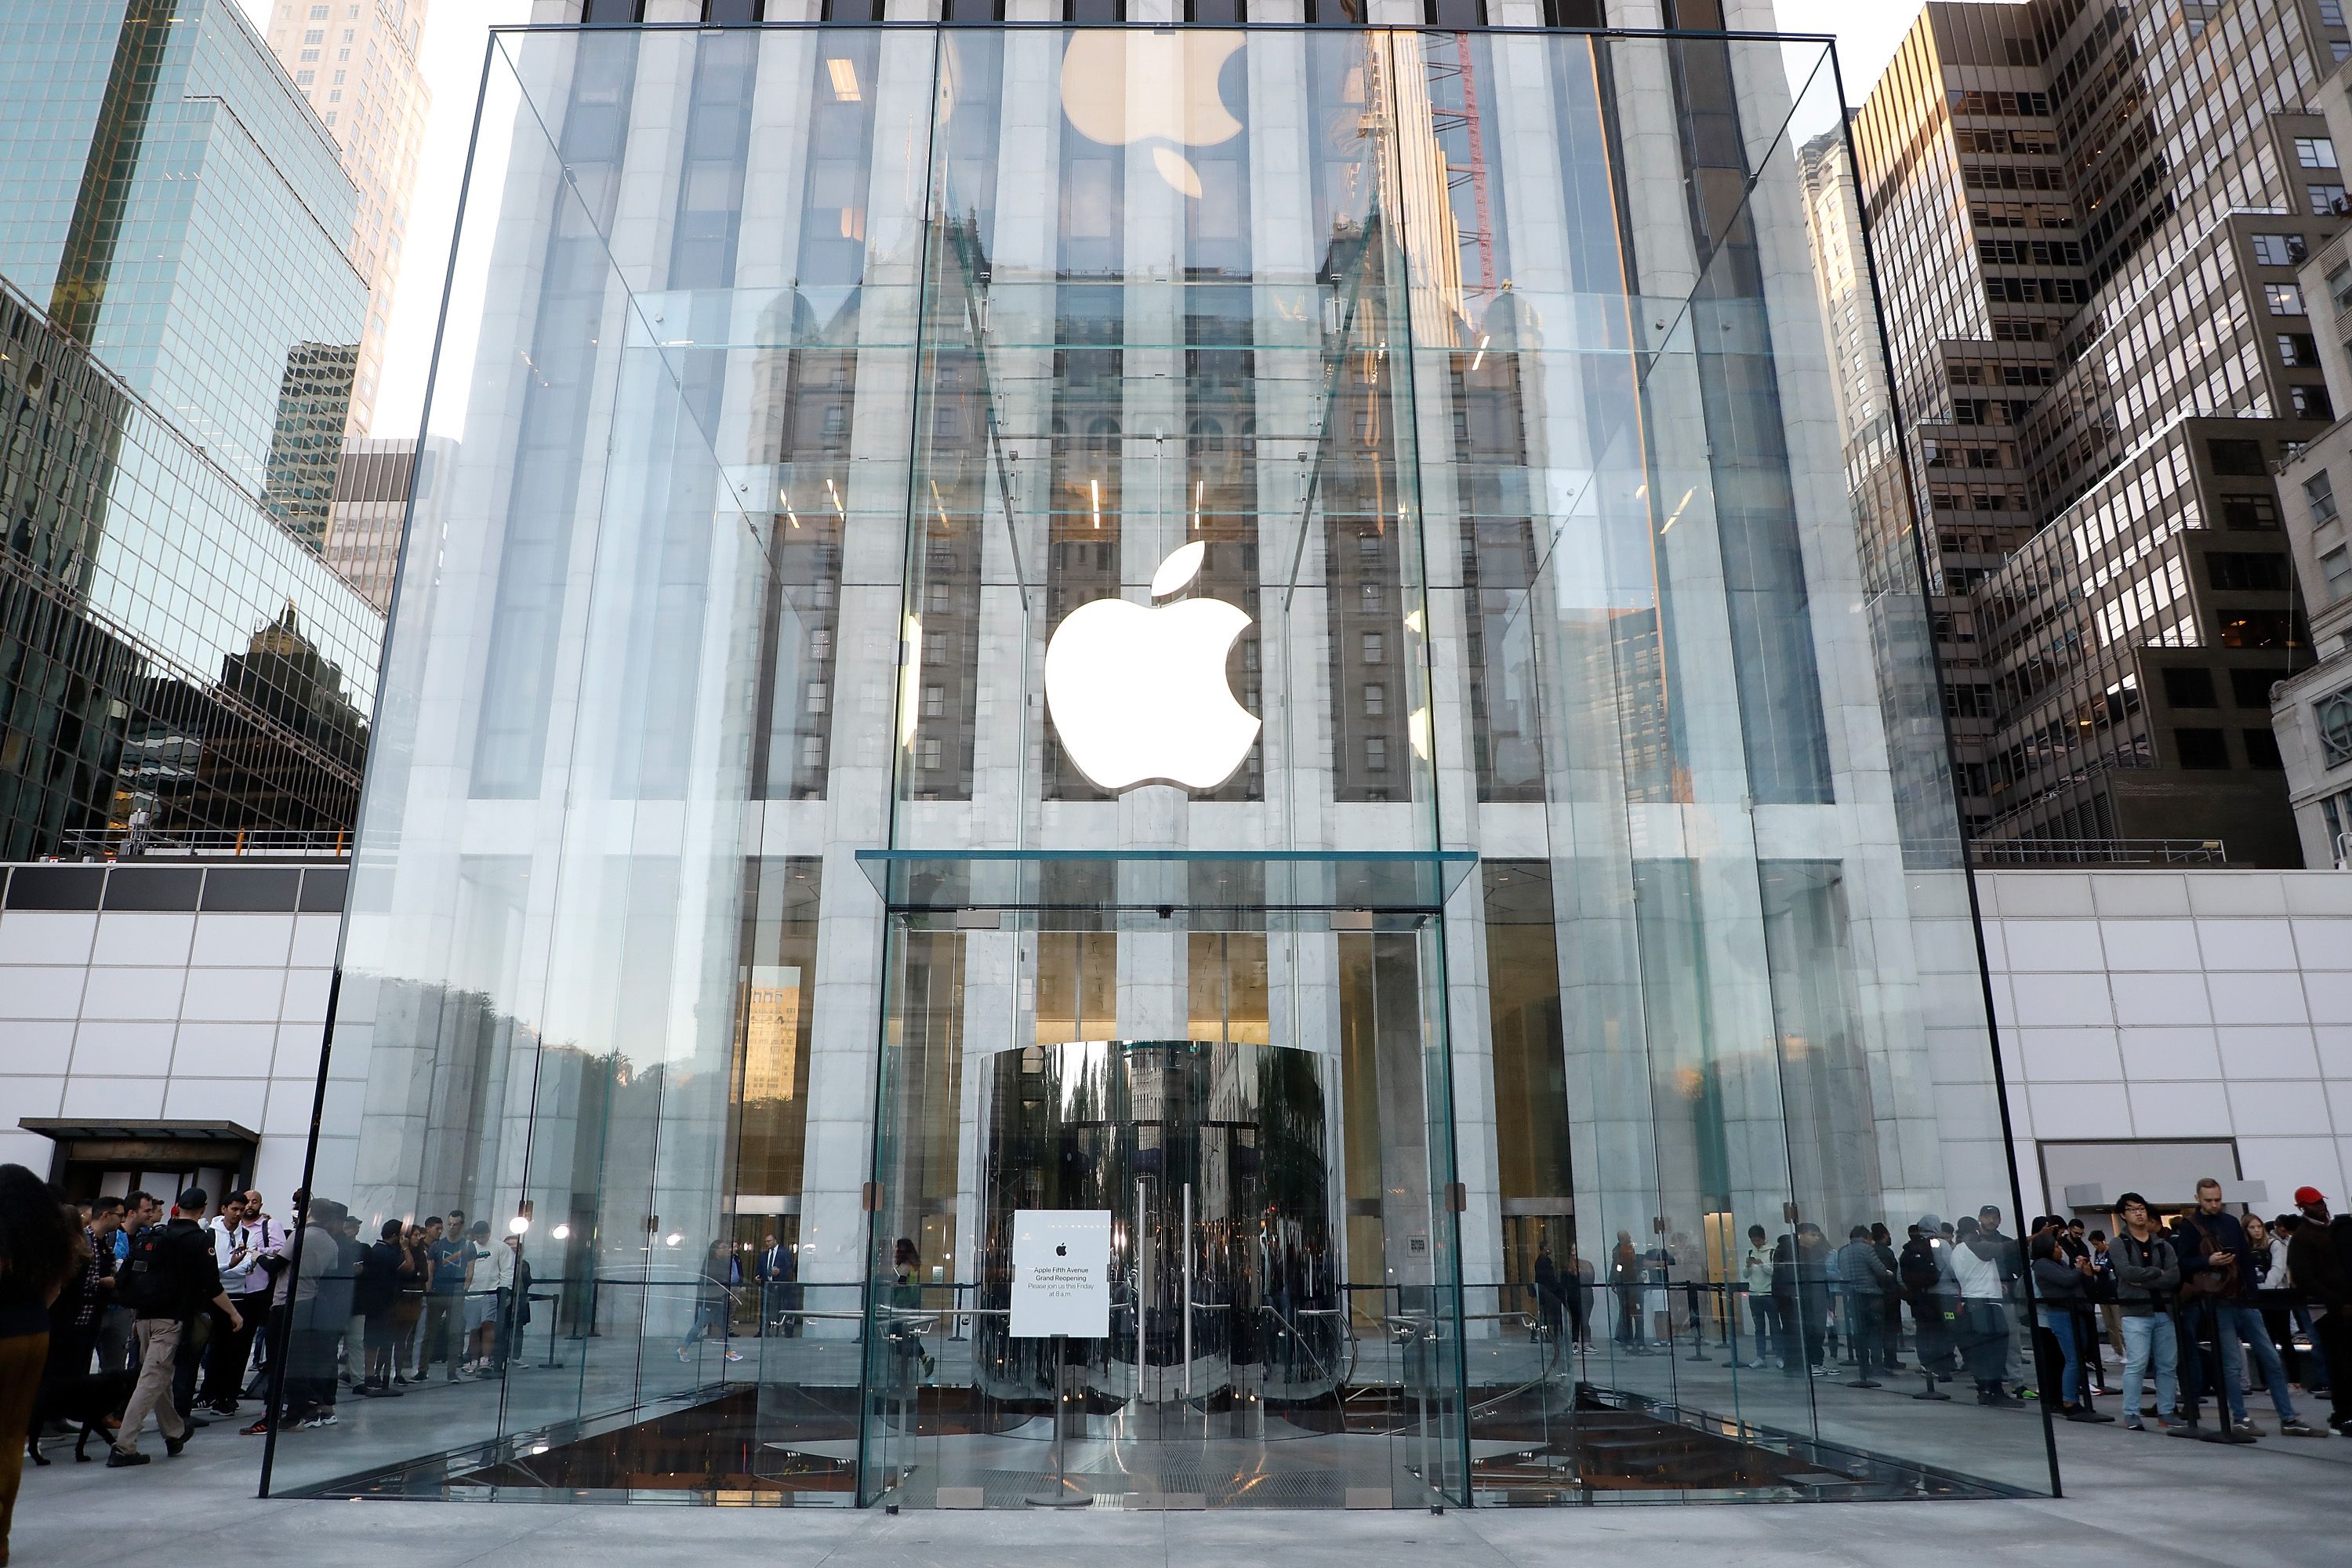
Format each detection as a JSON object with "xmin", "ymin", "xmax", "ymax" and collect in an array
[
  {"xmin": 260, "ymin": 0, "xmax": 433, "ymax": 437},
  {"xmin": 299, "ymin": 19, "xmax": 2040, "ymax": 1512},
  {"xmin": 0, "ymin": 0, "xmax": 370, "ymax": 504},
  {"xmin": 264, "ymin": 341, "xmax": 361, "ymax": 548},
  {"xmin": 192, "ymin": 601, "xmax": 368, "ymax": 833},
  {"xmin": 739, "ymin": 966, "xmax": 803, "ymax": 1103},
  {"xmin": 0, "ymin": 275, "xmax": 381, "ymax": 856}
]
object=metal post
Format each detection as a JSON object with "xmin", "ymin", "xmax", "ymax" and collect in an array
[
  {"xmin": 1181, "ymin": 1182, "xmax": 1193, "ymax": 1405},
  {"xmin": 1135, "ymin": 1179, "xmax": 1147, "ymax": 1403},
  {"xmin": 1025, "ymin": 1335, "xmax": 1089, "ymax": 1506}
]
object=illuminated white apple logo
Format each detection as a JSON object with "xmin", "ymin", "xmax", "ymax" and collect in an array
[{"xmin": 1044, "ymin": 542, "xmax": 1258, "ymax": 793}]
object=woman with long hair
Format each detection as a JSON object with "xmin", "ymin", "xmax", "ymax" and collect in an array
[{"xmin": 1, "ymin": 1164, "xmax": 86, "ymax": 1565}]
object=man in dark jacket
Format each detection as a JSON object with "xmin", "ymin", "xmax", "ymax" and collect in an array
[
  {"xmin": 1836, "ymin": 1226, "xmax": 1896, "ymax": 1387},
  {"xmin": 2288, "ymin": 1185, "xmax": 2352, "ymax": 1436},
  {"xmin": 111, "ymin": 1189, "xmax": 241, "ymax": 1466},
  {"xmin": 2174, "ymin": 1178, "xmax": 2317, "ymax": 1437}
]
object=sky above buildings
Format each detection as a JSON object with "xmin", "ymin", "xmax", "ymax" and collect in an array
[{"xmin": 237, "ymin": 0, "xmax": 1915, "ymax": 445}]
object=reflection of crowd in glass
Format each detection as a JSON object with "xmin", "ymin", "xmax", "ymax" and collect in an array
[
  {"xmin": 2, "ymin": 1168, "xmax": 540, "ymax": 1508},
  {"xmin": 1519, "ymin": 1180, "xmax": 2352, "ymax": 1443}
]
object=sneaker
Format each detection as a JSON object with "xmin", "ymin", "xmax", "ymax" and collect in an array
[
  {"xmin": 1744, "ymin": 1359, "xmax": 1769, "ymax": 1370},
  {"xmin": 2123, "ymin": 1418, "xmax": 2146, "ymax": 1431},
  {"xmin": 240, "ymin": 1419, "xmax": 271, "ymax": 1437},
  {"xmin": 310, "ymin": 1412, "xmax": 339, "ymax": 1428},
  {"xmin": 677, "ymin": 1347, "xmax": 691, "ymax": 1363},
  {"xmin": 722, "ymin": 1349, "xmax": 744, "ymax": 1364},
  {"xmin": 164, "ymin": 1433, "xmax": 187, "ymax": 1457},
  {"xmin": 2279, "ymin": 1418, "xmax": 2326, "ymax": 1437},
  {"xmin": 106, "ymin": 1449, "xmax": 150, "ymax": 1468}
]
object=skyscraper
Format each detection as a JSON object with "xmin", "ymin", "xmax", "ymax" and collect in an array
[
  {"xmin": 1849, "ymin": 0, "xmax": 2334, "ymax": 866},
  {"xmin": 0, "ymin": 2, "xmax": 384, "ymax": 854},
  {"xmin": 263, "ymin": 0, "xmax": 431, "ymax": 437},
  {"xmin": 0, "ymin": 0, "xmax": 371, "ymax": 528}
]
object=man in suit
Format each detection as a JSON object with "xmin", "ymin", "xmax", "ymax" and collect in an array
[{"xmin": 754, "ymin": 1233, "xmax": 799, "ymax": 1338}]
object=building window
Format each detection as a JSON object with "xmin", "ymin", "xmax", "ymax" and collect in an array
[
  {"xmin": 2218, "ymin": 611, "xmax": 2296, "ymax": 648},
  {"xmin": 300, "ymin": 47, "xmax": 318, "ymax": 60},
  {"xmin": 303, "ymin": 27, "xmax": 324, "ymax": 42},
  {"xmin": 2267, "ymin": 282, "xmax": 2308, "ymax": 315},
  {"xmin": 2294, "ymin": 384, "xmax": 2336, "ymax": 419},
  {"xmin": 1361, "ymin": 631, "xmax": 1384, "ymax": 664},
  {"xmin": 2207, "ymin": 551, "xmax": 2292, "ymax": 590},
  {"xmin": 2163, "ymin": 667, "xmax": 2217, "ymax": 707},
  {"xmin": 2314, "ymin": 184, "xmax": 2350, "ymax": 216},
  {"xmin": 2174, "ymin": 728, "xmax": 2230, "ymax": 768},
  {"xmin": 1363, "ymin": 683, "xmax": 1386, "ymax": 717},
  {"xmin": 2221, "ymin": 495, "xmax": 2281, "ymax": 528},
  {"xmin": 2323, "ymin": 544, "xmax": 2352, "ymax": 603},
  {"xmin": 2209, "ymin": 438, "xmax": 2269, "ymax": 474},
  {"xmin": 2279, "ymin": 333, "xmax": 2321, "ymax": 365},
  {"xmin": 2299, "ymin": 137, "xmax": 2340, "ymax": 169},
  {"xmin": 296, "ymin": 69, "xmax": 314, "ymax": 84},
  {"xmin": 1365, "ymin": 736, "xmax": 1388, "ymax": 771},
  {"xmin": 2325, "ymin": 0, "xmax": 2347, "ymax": 23},
  {"xmin": 2307, "ymin": 470, "xmax": 2340, "ymax": 524},
  {"xmin": 2245, "ymin": 728, "xmax": 2285, "ymax": 768},
  {"xmin": 2252, "ymin": 234, "xmax": 2307, "ymax": 266},
  {"xmin": 2321, "ymin": 686, "xmax": 2352, "ymax": 765},
  {"xmin": 310, "ymin": 2, "xmax": 328, "ymax": 14}
]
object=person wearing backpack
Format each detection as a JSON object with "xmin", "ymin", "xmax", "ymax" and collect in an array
[{"xmin": 110, "ymin": 1188, "xmax": 240, "ymax": 1468}]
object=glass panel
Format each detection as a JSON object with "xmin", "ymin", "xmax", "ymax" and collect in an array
[{"xmin": 279, "ymin": 19, "xmax": 2045, "ymax": 1512}]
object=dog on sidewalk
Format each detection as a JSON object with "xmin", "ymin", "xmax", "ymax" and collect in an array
[{"xmin": 25, "ymin": 1368, "xmax": 136, "ymax": 1465}]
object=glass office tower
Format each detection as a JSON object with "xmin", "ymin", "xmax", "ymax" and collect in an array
[{"xmin": 274, "ymin": 18, "xmax": 2055, "ymax": 1508}]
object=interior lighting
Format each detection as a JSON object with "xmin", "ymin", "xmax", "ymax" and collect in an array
[
  {"xmin": 1469, "ymin": 334, "xmax": 1490, "ymax": 372},
  {"xmin": 827, "ymin": 58, "xmax": 861, "ymax": 101}
]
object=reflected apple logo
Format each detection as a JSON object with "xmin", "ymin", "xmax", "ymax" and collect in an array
[
  {"xmin": 1044, "ymin": 542, "xmax": 1259, "ymax": 793},
  {"xmin": 1060, "ymin": 31, "xmax": 1245, "ymax": 200}
]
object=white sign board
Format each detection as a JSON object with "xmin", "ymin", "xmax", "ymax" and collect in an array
[{"xmin": 1009, "ymin": 1208, "xmax": 1112, "ymax": 1338}]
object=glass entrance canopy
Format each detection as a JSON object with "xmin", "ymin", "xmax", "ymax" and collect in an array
[{"xmin": 272, "ymin": 18, "xmax": 2053, "ymax": 1508}]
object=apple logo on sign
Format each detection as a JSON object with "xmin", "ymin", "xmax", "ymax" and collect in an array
[
  {"xmin": 1054, "ymin": 1243, "xmax": 1068, "ymax": 1258},
  {"xmin": 1044, "ymin": 541, "xmax": 1259, "ymax": 793}
]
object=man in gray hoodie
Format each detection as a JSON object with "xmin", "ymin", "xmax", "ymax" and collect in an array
[{"xmin": 1836, "ymin": 1225, "xmax": 1896, "ymax": 1388}]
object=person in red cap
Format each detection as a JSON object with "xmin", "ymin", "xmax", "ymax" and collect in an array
[{"xmin": 2286, "ymin": 1185, "xmax": 2352, "ymax": 1436}]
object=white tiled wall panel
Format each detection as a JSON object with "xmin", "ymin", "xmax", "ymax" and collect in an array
[
  {"xmin": 0, "ymin": 865, "xmax": 342, "ymax": 1200},
  {"xmin": 1982, "ymin": 869, "xmax": 2352, "ymax": 1213}
]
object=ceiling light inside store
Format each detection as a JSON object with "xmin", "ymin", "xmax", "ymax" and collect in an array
[{"xmin": 828, "ymin": 58, "xmax": 860, "ymax": 101}]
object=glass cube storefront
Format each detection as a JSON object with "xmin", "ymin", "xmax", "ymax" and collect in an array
[{"xmin": 269, "ymin": 20, "xmax": 2056, "ymax": 1507}]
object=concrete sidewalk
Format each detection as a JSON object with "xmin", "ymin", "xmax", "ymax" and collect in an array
[{"xmin": 9, "ymin": 1411, "xmax": 2343, "ymax": 1568}]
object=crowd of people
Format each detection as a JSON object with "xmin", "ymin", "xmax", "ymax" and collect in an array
[
  {"xmin": 0, "ymin": 1163, "xmax": 541, "ymax": 1556},
  {"xmin": 1526, "ymin": 1178, "xmax": 2352, "ymax": 1441}
]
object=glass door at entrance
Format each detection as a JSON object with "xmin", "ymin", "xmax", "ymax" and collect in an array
[{"xmin": 857, "ymin": 1039, "xmax": 1450, "ymax": 1508}]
